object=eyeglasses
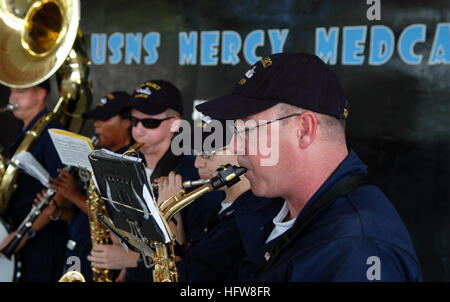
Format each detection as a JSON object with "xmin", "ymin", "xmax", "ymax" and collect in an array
[
  {"xmin": 129, "ymin": 115, "xmax": 174, "ymax": 129},
  {"xmin": 233, "ymin": 113, "xmax": 302, "ymax": 142}
]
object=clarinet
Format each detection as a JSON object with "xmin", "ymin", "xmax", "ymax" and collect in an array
[
  {"xmin": 0, "ymin": 187, "xmax": 56, "ymax": 259},
  {"xmin": 0, "ymin": 165, "xmax": 77, "ymax": 259}
]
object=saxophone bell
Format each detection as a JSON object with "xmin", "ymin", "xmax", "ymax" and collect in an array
[{"xmin": 58, "ymin": 270, "xmax": 86, "ymax": 282}]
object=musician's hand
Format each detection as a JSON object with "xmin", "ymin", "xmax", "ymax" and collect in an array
[
  {"xmin": 49, "ymin": 169, "xmax": 85, "ymax": 205},
  {"xmin": 0, "ymin": 230, "xmax": 28, "ymax": 253},
  {"xmin": 0, "ymin": 231, "xmax": 15, "ymax": 250},
  {"xmin": 42, "ymin": 200, "xmax": 59, "ymax": 219},
  {"xmin": 115, "ymin": 268, "xmax": 127, "ymax": 282},
  {"xmin": 87, "ymin": 243, "xmax": 140, "ymax": 270},
  {"xmin": 155, "ymin": 171, "xmax": 183, "ymax": 210},
  {"xmin": 33, "ymin": 188, "xmax": 48, "ymax": 206}
]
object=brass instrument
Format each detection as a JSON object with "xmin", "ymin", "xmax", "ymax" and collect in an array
[
  {"xmin": 88, "ymin": 141, "xmax": 246, "ymax": 282},
  {"xmin": 86, "ymin": 176, "xmax": 113, "ymax": 282},
  {"xmin": 85, "ymin": 142, "xmax": 143, "ymax": 282},
  {"xmin": 58, "ymin": 270, "xmax": 85, "ymax": 282},
  {"xmin": 151, "ymin": 178, "xmax": 211, "ymax": 191},
  {"xmin": 0, "ymin": 0, "xmax": 92, "ymax": 215},
  {"xmin": 152, "ymin": 164, "xmax": 247, "ymax": 282}
]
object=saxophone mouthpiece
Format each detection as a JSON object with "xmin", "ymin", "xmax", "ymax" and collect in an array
[
  {"xmin": 210, "ymin": 164, "xmax": 248, "ymax": 190},
  {"xmin": 123, "ymin": 142, "xmax": 144, "ymax": 156},
  {"xmin": 0, "ymin": 103, "xmax": 18, "ymax": 113}
]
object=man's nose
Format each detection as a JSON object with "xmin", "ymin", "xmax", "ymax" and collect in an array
[
  {"xmin": 194, "ymin": 155, "xmax": 205, "ymax": 168},
  {"xmin": 132, "ymin": 121, "xmax": 145, "ymax": 136},
  {"xmin": 93, "ymin": 120, "xmax": 103, "ymax": 128}
]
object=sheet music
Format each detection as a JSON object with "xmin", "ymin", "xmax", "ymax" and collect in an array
[
  {"xmin": 142, "ymin": 184, "xmax": 170, "ymax": 243},
  {"xmin": 15, "ymin": 151, "xmax": 50, "ymax": 187},
  {"xmin": 48, "ymin": 129, "xmax": 94, "ymax": 171}
]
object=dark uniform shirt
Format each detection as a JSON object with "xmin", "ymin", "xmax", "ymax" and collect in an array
[
  {"xmin": 125, "ymin": 149, "xmax": 223, "ymax": 282},
  {"xmin": 239, "ymin": 149, "xmax": 423, "ymax": 282},
  {"xmin": 176, "ymin": 189, "xmax": 282, "ymax": 282},
  {"xmin": 5, "ymin": 108, "xmax": 68, "ymax": 282}
]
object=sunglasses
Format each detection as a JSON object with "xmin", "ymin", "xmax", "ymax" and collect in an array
[{"xmin": 129, "ymin": 115, "xmax": 175, "ymax": 129}]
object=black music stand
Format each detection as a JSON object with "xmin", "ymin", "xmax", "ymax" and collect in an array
[{"xmin": 88, "ymin": 149, "xmax": 170, "ymax": 267}]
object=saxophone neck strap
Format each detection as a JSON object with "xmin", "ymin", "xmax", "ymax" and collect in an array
[{"xmin": 254, "ymin": 174, "xmax": 370, "ymax": 281}]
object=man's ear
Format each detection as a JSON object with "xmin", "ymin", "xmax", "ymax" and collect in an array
[
  {"xmin": 170, "ymin": 117, "xmax": 181, "ymax": 132},
  {"xmin": 121, "ymin": 117, "xmax": 131, "ymax": 129},
  {"xmin": 296, "ymin": 111, "xmax": 318, "ymax": 149},
  {"xmin": 36, "ymin": 87, "xmax": 47, "ymax": 104}
]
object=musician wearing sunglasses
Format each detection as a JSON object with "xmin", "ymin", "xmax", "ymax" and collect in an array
[
  {"xmin": 196, "ymin": 53, "xmax": 422, "ymax": 282},
  {"xmin": 87, "ymin": 80, "xmax": 222, "ymax": 282}
]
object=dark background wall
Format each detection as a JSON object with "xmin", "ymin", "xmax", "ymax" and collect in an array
[{"xmin": 1, "ymin": 0, "xmax": 449, "ymax": 281}]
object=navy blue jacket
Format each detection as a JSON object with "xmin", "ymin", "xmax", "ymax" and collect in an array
[
  {"xmin": 177, "ymin": 190, "xmax": 282, "ymax": 282},
  {"xmin": 5, "ymin": 109, "xmax": 68, "ymax": 282},
  {"xmin": 239, "ymin": 149, "xmax": 422, "ymax": 282}
]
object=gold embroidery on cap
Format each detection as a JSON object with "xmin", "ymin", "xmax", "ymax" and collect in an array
[
  {"xmin": 343, "ymin": 108, "xmax": 349, "ymax": 119},
  {"xmin": 238, "ymin": 78, "xmax": 247, "ymax": 85},
  {"xmin": 136, "ymin": 82, "xmax": 161, "ymax": 90},
  {"xmin": 261, "ymin": 57, "xmax": 272, "ymax": 68}
]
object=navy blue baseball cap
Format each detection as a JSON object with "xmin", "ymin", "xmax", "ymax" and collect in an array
[
  {"xmin": 83, "ymin": 91, "xmax": 132, "ymax": 120},
  {"xmin": 195, "ymin": 52, "xmax": 347, "ymax": 120},
  {"xmin": 126, "ymin": 80, "xmax": 184, "ymax": 116}
]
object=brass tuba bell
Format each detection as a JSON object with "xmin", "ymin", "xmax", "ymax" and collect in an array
[
  {"xmin": 0, "ymin": 0, "xmax": 81, "ymax": 88},
  {"xmin": 0, "ymin": 0, "xmax": 92, "ymax": 213}
]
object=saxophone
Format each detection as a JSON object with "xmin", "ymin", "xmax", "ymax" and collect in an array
[
  {"xmin": 151, "ymin": 164, "xmax": 247, "ymax": 282},
  {"xmin": 87, "ymin": 142, "xmax": 246, "ymax": 282},
  {"xmin": 85, "ymin": 142, "xmax": 144, "ymax": 282},
  {"xmin": 86, "ymin": 175, "xmax": 113, "ymax": 282}
]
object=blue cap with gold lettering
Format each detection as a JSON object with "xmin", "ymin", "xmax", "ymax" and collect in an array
[
  {"xmin": 83, "ymin": 91, "xmax": 131, "ymax": 120},
  {"xmin": 196, "ymin": 52, "xmax": 347, "ymax": 120},
  {"xmin": 126, "ymin": 80, "xmax": 184, "ymax": 115}
]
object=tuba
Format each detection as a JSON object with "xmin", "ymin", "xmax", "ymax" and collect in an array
[{"xmin": 0, "ymin": 0, "xmax": 92, "ymax": 214}]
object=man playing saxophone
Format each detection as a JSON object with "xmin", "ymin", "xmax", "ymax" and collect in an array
[
  {"xmin": 195, "ymin": 52, "xmax": 422, "ymax": 281},
  {"xmin": 0, "ymin": 80, "xmax": 68, "ymax": 281},
  {"xmin": 152, "ymin": 120, "xmax": 282, "ymax": 281}
]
